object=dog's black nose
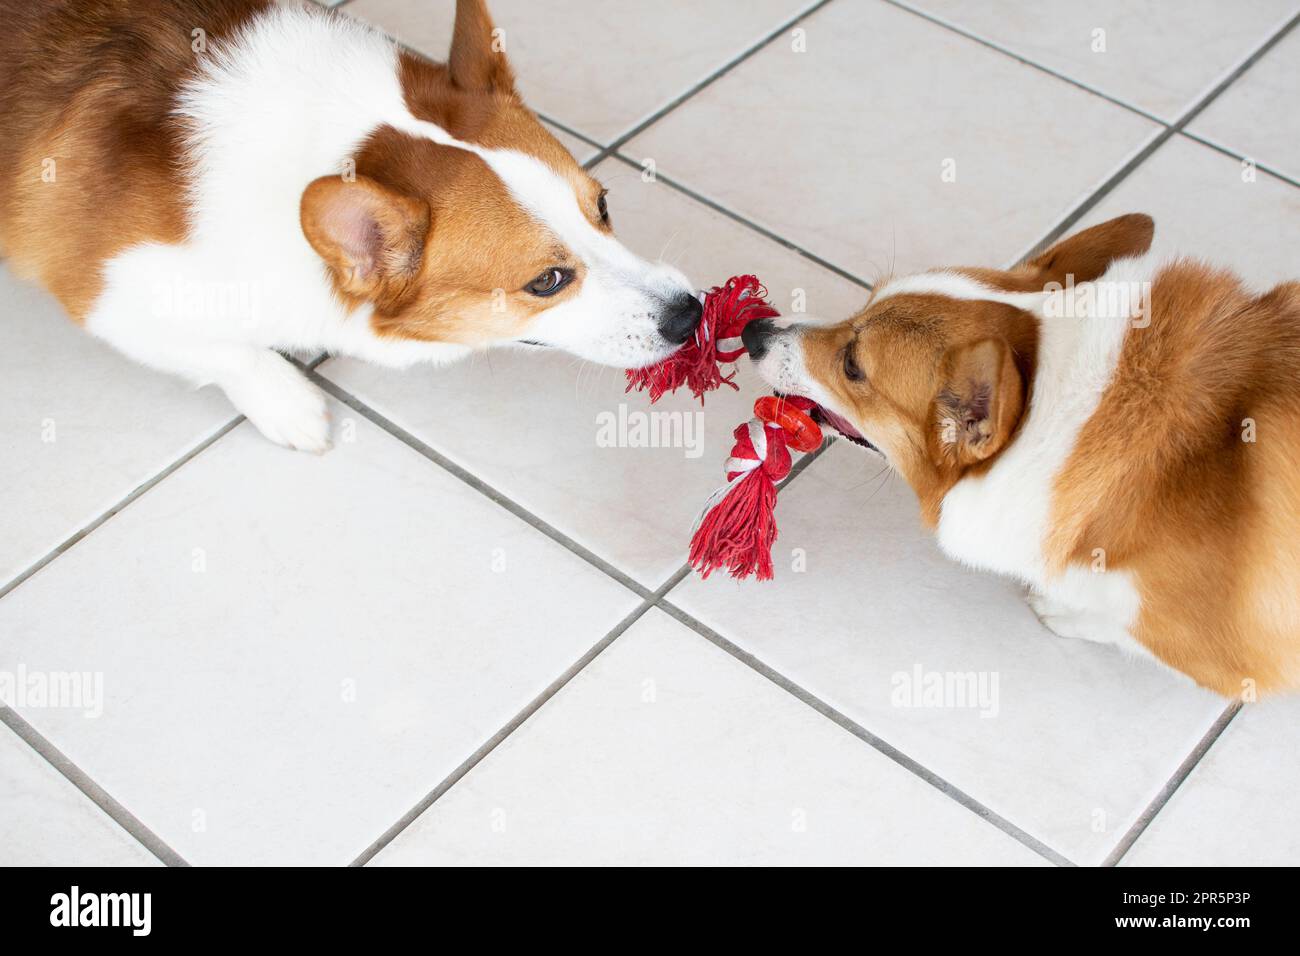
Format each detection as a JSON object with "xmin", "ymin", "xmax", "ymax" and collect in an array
[
  {"xmin": 658, "ymin": 293, "xmax": 703, "ymax": 345},
  {"xmin": 742, "ymin": 318, "xmax": 777, "ymax": 360}
]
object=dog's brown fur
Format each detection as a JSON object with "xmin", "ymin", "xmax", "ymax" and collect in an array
[{"xmin": 1048, "ymin": 264, "xmax": 1300, "ymax": 695}]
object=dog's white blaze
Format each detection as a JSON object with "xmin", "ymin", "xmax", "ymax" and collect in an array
[
  {"xmin": 870, "ymin": 270, "xmax": 1047, "ymax": 313},
  {"xmin": 398, "ymin": 134, "xmax": 691, "ymax": 364}
]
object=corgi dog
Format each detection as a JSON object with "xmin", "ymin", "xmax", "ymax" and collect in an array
[
  {"xmin": 0, "ymin": 0, "xmax": 701, "ymax": 451},
  {"xmin": 744, "ymin": 214, "xmax": 1300, "ymax": 696}
]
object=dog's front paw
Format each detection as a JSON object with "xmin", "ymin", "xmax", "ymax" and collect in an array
[
  {"xmin": 1027, "ymin": 591, "xmax": 1095, "ymax": 642},
  {"xmin": 224, "ymin": 356, "xmax": 332, "ymax": 454}
]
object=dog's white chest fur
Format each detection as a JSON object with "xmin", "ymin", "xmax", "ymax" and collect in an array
[
  {"xmin": 935, "ymin": 255, "xmax": 1162, "ymax": 661},
  {"xmin": 935, "ymin": 306, "xmax": 1128, "ymax": 583}
]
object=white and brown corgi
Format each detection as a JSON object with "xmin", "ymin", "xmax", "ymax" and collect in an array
[
  {"xmin": 0, "ymin": 0, "xmax": 701, "ymax": 452},
  {"xmin": 744, "ymin": 214, "xmax": 1300, "ymax": 696}
]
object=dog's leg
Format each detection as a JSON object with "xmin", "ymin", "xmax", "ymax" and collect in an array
[
  {"xmin": 212, "ymin": 350, "xmax": 331, "ymax": 453},
  {"xmin": 1026, "ymin": 587, "xmax": 1170, "ymax": 671},
  {"xmin": 1027, "ymin": 591, "xmax": 1119, "ymax": 644},
  {"xmin": 87, "ymin": 313, "xmax": 331, "ymax": 452}
]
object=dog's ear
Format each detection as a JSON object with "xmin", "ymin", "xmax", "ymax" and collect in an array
[
  {"xmin": 1024, "ymin": 213, "xmax": 1154, "ymax": 286},
  {"xmin": 932, "ymin": 338, "xmax": 1025, "ymax": 466},
  {"xmin": 300, "ymin": 175, "xmax": 430, "ymax": 302},
  {"xmin": 448, "ymin": 0, "xmax": 516, "ymax": 94}
]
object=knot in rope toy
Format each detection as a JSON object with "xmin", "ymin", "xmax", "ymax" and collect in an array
[
  {"xmin": 688, "ymin": 395, "xmax": 822, "ymax": 580},
  {"xmin": 624, "ymin": 275, "xmax": 823, "ymax": 581},
  {"xmin": 625, "ymin": 274, "xmax": 779, "ymax": 403}
]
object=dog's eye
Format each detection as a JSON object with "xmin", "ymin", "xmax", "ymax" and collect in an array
[
  {"xmin": 525, "ymin": 268, "xmax": 573, "ymax": 297},
  {"xmin": 596, "ymin": 190, "xmax": 609, "ymax": 225},
  {"xmin": 844, "ymin": 348, "xmax": 865, "ymax": 382}
]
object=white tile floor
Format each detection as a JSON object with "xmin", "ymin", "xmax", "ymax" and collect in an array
[{"xmin": 1, "ymin": 0, "xmax": 1297, "ymax": 867}]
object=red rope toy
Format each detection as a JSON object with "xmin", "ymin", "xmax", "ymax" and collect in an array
[{"xmin": 625, "ymin": 275, "xmax": 822, "ymax": 581}]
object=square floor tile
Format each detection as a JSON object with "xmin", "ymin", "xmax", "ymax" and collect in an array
[
  {"xmin": 0, "ymin": 268, "xmax": 237, "ymax": 589},
  {"xmin": 667, "ymin": 441, "xmax": 1227, "ymax": 865},
  {"xmin": 0, "ymin": 722, "xmax": 158, "ymax": 866},
  {"xmin": 371, "ymin": 608, "xmax": 1048, "ymax": 865},
  {"xmin": 344, "ymin": 0, "xmax": 813, "ymax": 144},
  {"xmin": 1188, "ymin": 23, "xmax": 1300, "ymax": 185},
  {"xmin": 627, "ymin": 0, "xmax": 1159, "ymax": 280},
  {"xmin": 1077, "ymin": 134, "xmax": 1300, "ymax": 291},
  {"xmin": 904, "ymin": 0, "xmax": 1299, "ymax": 121},
  {"xmin": 0, "ymin": 403, "xmax": 639, "ymax": 865},
  {"xmin": 319, "ymin": 157, "xmax": 868, "ymax": 587},
  {"xmin": 1122, "ymin": 698, "xmax": 1300, "ymax": 865}
]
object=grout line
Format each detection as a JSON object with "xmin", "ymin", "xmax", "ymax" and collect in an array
[
  {"xmin": 781, "ymin": 437, "xmax": 834, "ymax": 483},
  {"xmin": 652, "ymin": 564, "xmax": 695, "ymax": 599},
  {"xmin": 1102, "ymin": 701, "xmax": 1243, "ymax": 867},
  {"xmin": 651, "ymin": 599, "xmax": 1075, "ymax": 867},
  {"xmin": 603, "ymin": 153, "xmax": 875, "ymax": 291},
  {"xmin": 1007, "ymin": 127, "xmax": 1169, "ymax": 267},
  {"xmin": 884, "ymin": 0, "xmax": 1169, "ymax": 125},
  {"xmin": 597, "ymin": 0, "xmax": 1296, "ymax": 285},
  {"xmin": 1177, "ymin": 130, "xmax": 1300, "ymax": 191},
  {"xmin": 581, "ymin": 148, "xmax": 609, "ymax": 172},
  {"xmin": 344, "ymin": 405, "xmax": 839, "ymax": 864},
  {"xmin": 537, "ymin": 115, "xmax": 605, "ymax": 154},
  {"xmin": 1172, "ymin": 11, "xmax": 1299, "ymax": 132},
  {"xmin": 0, "ymin": 416, "xmax": 243, "ymax": 602},
  {"xmin": 350, "ymin": 584, "xmax": 676, "ymax": 866},
  {"xmin": 306, "ymin": 368, "xmax": 654, "ymax": 601},
  {"xmin": 288, "ymin": 352, "xmax": 326, "ymax": 371},
  {"xmin": 0, "ymin": 706, "xmax": 190, "ymax": 867},
  {"xmin": 587, "ymin": 0, "xmax": 836, "ymax": 167},
  {"xmin": 1014, "ymin": 9, "xmax": 1300, "ymax": 262}
]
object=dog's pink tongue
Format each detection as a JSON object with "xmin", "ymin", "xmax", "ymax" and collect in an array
[{"xmin": 816, "ymin": 405, "xmax": 866, "ymax": 441}]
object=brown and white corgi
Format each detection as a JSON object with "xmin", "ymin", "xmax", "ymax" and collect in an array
[
  {"xmin": 744, "ymin": 214, "xmax": 1300, "ymax": 696},
  {"xmin": 0, "ymin": 0, "xmax": 701, "ymax": 452}
]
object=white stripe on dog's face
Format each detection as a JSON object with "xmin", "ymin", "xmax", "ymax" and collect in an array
[
  {"xmin": 482, "ymin": 148, "xmax": 695, "ymax": 365},
  {"xmin": 394, "ymin": 116, "xmax": 694, "ymax": 366},
  {"xmin": 871, "ymin": 271, "xmax": 1047, "ymax": 314}
]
